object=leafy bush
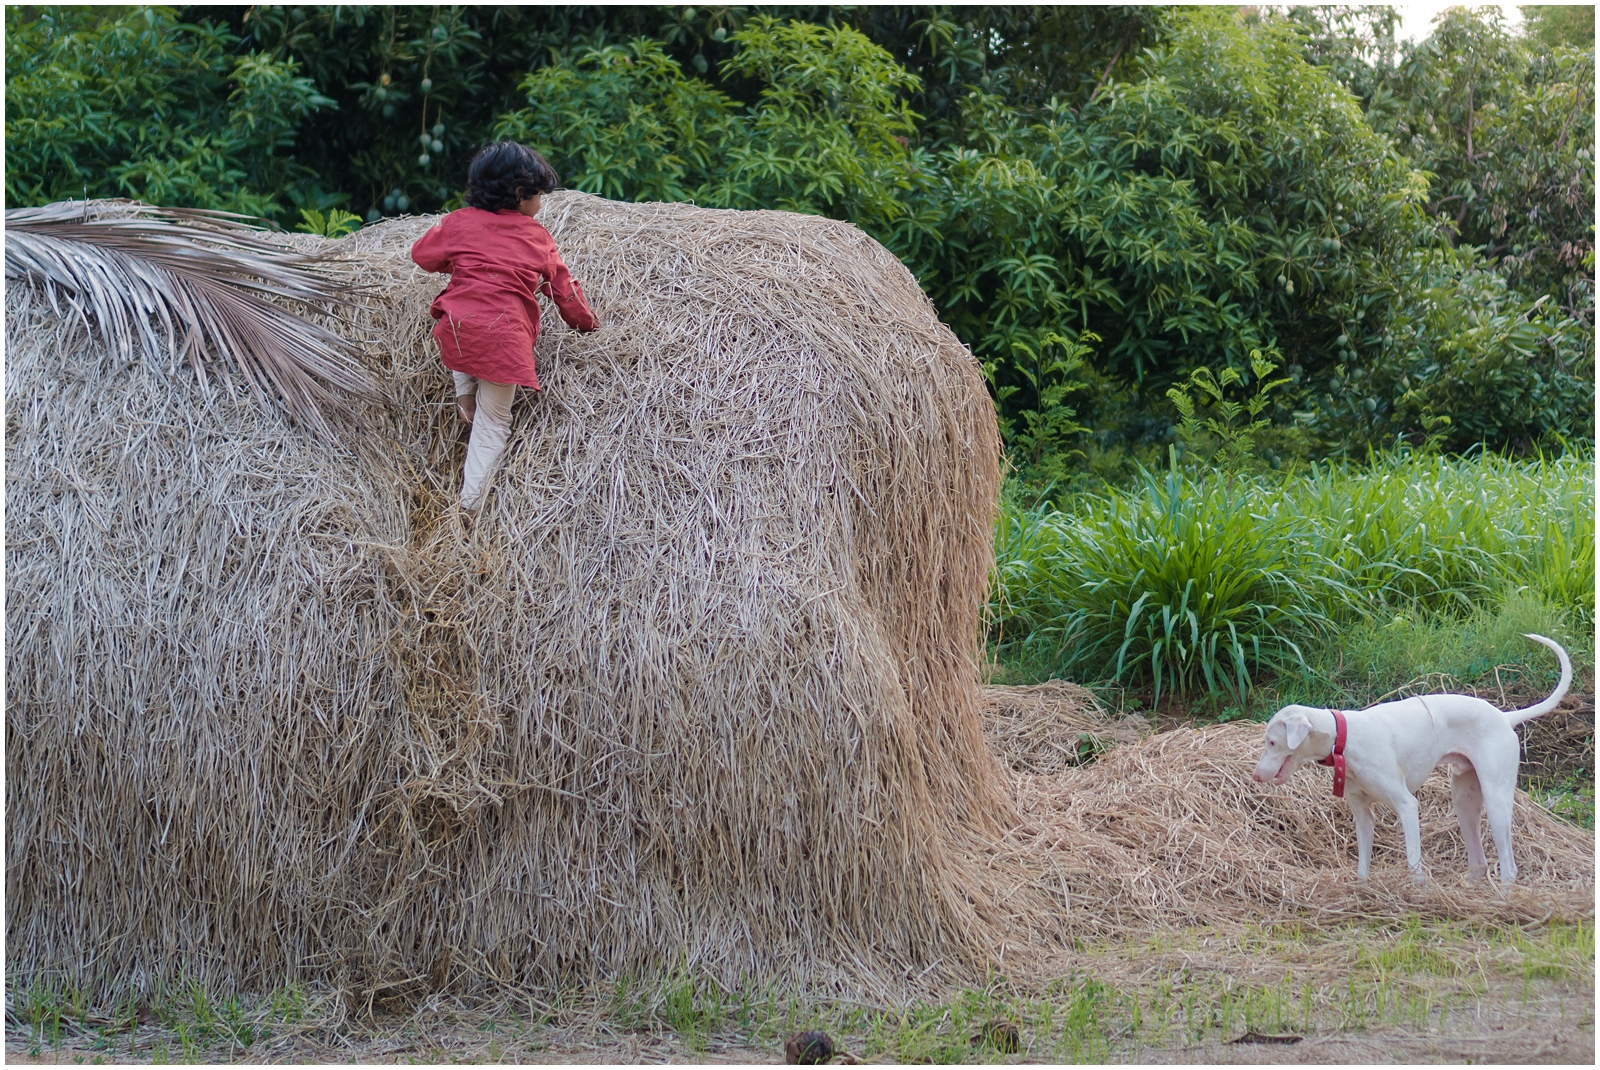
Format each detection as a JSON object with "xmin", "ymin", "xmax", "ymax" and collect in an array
[
  {"xmin": 1303, "ymin": 249, "xmax": 1594, "ymax": 453},
  {"xmin": 494, "ymin": 39, "xmax": 741, "ymax": 204},
  {"xmin": 495, "ymin": 9, "xmax": 1586, "ymax": 471},
  {"xmin": 994, "ymin": 449, "xmax": 1595, "ymax": 700},
  {"xmin": 994, "ymin": 462, "xmax": 1347, "ymax": 701},
  {"xmin": 1297, "ymin": 6, "xmax": 1595, "ymax": 320},
  {"xmin": 5, "ymin": 5, "xmax": 1589, "ymax": 466},
  {"xmin": 4, "ymin": 7, "xmax": 330, "ymax": 216},
  {"xmin": 1166, "ymin": 350, "xmax": 1294, "ymax": 473},
  {"xmin": 886, "ymin": 7, "xmax": 1451, "ymax": 464},
  {"xmin": 495, "ymin": 20, "xmax": 919, "ymax": 228}
]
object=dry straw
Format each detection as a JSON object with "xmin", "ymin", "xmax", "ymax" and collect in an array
[
  {"xmin": 980, "ymin": 681, "xmax": 1146, "ymax": 777},
  {"xmin": 997, "ymin": 723, "xmax": 1594, "ymax": 941},
  {"xmin": 5, "ymin": 194, "xmax": 1592, "ymax": 1006}
]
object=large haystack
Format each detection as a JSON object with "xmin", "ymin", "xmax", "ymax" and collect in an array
[
  {"xmin": 7, "ymin": 193, "xmax": 1058, "ymax": 1000},
  {"xmin": 7, "ymin": 193, "xmax": 1591, "ymax": 1004}
]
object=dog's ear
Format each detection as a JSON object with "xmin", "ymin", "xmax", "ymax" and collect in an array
[{"xmin": 1284, "ymin": 712, "xmax": 1313, "ymax": 750}]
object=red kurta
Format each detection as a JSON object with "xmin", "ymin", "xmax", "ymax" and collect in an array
[{"xmin": 410, "ymin": 207, "xmax": 598, "ymax": 389}]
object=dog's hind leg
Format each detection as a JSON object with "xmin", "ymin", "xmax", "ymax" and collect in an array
[
  {"xmin": 1348, "ymin": 792, "xmax": 1377, "ymax": 880},
  {"xmin": 1448, "ymin": 764, "xmax": 1488, "ymax": 883},
  {"xmin": 1482, "ymin": 777, "xmax": 1519, "ymax": 885}
]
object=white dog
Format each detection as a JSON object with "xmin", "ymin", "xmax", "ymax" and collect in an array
[{"xmin": 1252, "ymin": 633, "xmax": 1572, "ymax": 885}]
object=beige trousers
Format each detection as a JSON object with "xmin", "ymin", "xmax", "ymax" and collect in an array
[{"xmin": 452, "ymin": 371, "xmax": 516, "ymax": 510}]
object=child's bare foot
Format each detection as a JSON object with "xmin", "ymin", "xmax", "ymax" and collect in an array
[{"xmin": 456, "ymin": 394, "xmax": 477, "ymax": 425}]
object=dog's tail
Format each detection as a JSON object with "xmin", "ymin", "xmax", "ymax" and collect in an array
[{"xmin": 1504, "ymin": 633, "xmax": 1573, "ymax": 726}]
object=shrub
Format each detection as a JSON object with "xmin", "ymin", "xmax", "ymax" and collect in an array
[
  {"xmin": 993, "ymin": 449, "xmax": 1595, "ymax": 701},
  {"xmin": 1302, "ymin": 250, "xmax": 1594, "ymax": 453},
  {"xmin": 4, "ymin": 7, "xmax": 330, "ymax": 216},
  {"xmin": 993, "ymin": 462, "xmax": 1347, "ymax": 701}
]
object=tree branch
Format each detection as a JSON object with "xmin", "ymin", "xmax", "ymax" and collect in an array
[
  {"xmin": 1554, "ymin": 85, "xmax": 1586, "ymax": 153},
  {"xmin": 1088, "ymin": 32, "xmax": 1132, "ymax": 106}
]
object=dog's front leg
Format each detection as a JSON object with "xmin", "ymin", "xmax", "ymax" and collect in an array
[
  {"xmin": 1348, "ymin": 793, "xmax": 1376, "ymax": 880},
  {"xmin": 1394, "ymin": 792, "xmax": 1427, "ymax": 884}
]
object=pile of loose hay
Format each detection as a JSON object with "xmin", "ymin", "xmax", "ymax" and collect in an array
[
  {"xmin": 6, "ymin": 194, "xmax": 1592, "ymax": 1005},
  {"xmin": 979, "ymin": 682, "xmax": 1147, "ymax": 777},
  {"xmin": 999, "ymin": 723, "xmax": 1595, "ymax": 935}
]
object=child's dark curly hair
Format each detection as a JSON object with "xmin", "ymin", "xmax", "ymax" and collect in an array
[{"xmin": 464, "ymin": 141, "xmax": 560, "ymax": 212}]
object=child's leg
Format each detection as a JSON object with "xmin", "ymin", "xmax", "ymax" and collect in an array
[
  {"xmin": 452, "ymin": 370, "xmax": 478, "ymax": 424},
  {"xmin": 459, "ymin": 380, "xmax": 516, "ymax": 510}
]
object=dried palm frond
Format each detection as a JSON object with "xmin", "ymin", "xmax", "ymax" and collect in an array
[{"xmin": 4, "ymin": 199, "xmax": 386, "ymax": 435}]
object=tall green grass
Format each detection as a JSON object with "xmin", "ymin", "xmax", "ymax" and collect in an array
[{"xmin": 991, "ymin": 450, "xmax": 1595, "ymax": 702}]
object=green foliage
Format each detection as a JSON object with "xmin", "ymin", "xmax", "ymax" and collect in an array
[
  {"xmin": 1301, "ymin": 5, "xmax": 1595, "ymax": 319},
  {"xmin": 1393, "ymin": 10, "xmax": 1594, "ymax": 314},
  {"xmin": 1526, "ymin": 774, "xmax": 1595, "ymax": 829},
  {"xmin": 993, "ymin": 449, "xmax": 1594, "ymax": 702},
  {"xmin": 240, "ymin": 5, "xmax": 519, "ymax": 219},
  {"xmin": 4, "ymin": 6, "xmax": 331, "ymax": 215},
  {"xmin": 494, "ymin": 39, "xmax": 740, "ymax": 203},
  {"xmin": 239, "ymin": 5, "xmax": 831, "ymax": 219},
  {"xmin": 715, "ymin": 18, "xmax": 920, "ymax": 221},
  {"xmin": 1521, "ymin": 5, "xmax": 1596, "ymax": 52},
  {"xmin": 994, "ymin": 459, "xmax": 1347, "ymax": 701},
  {"xmin": 1295, "ymin": 588, "xmax": 1589, "ymax": 723},
  {"xmin": 5, "ymin": 4, "xmax": 1591, "ymax": 466},
  {"xmin": 1307, "ymin": 249, "xmax": 1594, "ymax": 453},
  {"xmin": 888, "ymin": 8, "xmax": 1443, "ymax": 460},
  {"xmin": 496, "ymin": 18, "xmax": 919, "ymax": 227},
  {"xmin": 1167, "ymin": 349, "xmax": 1292, "ymax": 472},
  {"xmin": 987, "ymin": 330, "xmax": 1094, "ymax": 487},
  {"xmin": 838, "ymin": 7, "xmax": 1167, "ymax": 146},
  {"xmin": 293, "ymin": 207, "xmax": 361, "ymax": 237}
]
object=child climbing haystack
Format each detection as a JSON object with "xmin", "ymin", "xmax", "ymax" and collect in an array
[{"xmin": 411, "ymin": 142, "xmax": 600, "ymax": 509}]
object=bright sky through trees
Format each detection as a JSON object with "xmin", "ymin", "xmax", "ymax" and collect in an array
[{"xmin": 1394, "ymin": 2, "xmax": 1525, "ymax": 41}]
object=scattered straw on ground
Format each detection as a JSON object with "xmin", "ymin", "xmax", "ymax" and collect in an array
[
  {"xmin": 995, "ymin": 721, "xmax": 1594, "ymax": 945},
  {"xmin": 979, "ymin": 681, "xmax": 1147, "ymax": 777}
]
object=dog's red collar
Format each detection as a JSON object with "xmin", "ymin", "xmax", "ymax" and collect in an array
[{"xmin": 1316, "ymin": 710, "xmax": 1348, "ymax": 797}]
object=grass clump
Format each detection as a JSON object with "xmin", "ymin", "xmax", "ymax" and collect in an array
[
  {"xmin": 1525, "ymin": 775, "xmax": 1596, "ymax": 829},
  {"xmin": 995, "ymin": 459, "xmax": 1345, "ymax": 702},
  {"xmin": 993, "ymin": 449, "xmax": 1595, "ymax": 706},
  {"xmin": 1292, "ymin": 589, "xmax": 1588, "ymax": 710}
]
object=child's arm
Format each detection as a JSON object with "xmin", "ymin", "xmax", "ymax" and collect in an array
[
  {"xmin": 540, "ymin": 252, "xmax": 601, "ymax": 332},
  {"xmin": 410, "ymin": 223, "xmax": 453, "ymax": 274}
]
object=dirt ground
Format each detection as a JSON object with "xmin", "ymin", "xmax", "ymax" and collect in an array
[
  {"xmin": 8, "ymin": 947, "xmax": 1591, "ymax": 1066},
  {"xmin": 7, "ymin": 992, "xmax": 1592, "ymax": 1065}
]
